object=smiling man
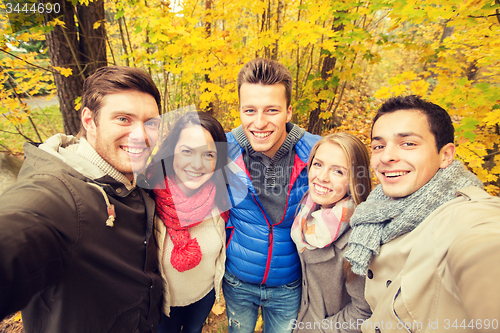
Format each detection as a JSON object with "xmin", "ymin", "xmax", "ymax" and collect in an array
[
  {"xmin": 345, "ymin": 95, "xmax": 500, "ymax": 332},
  {"xmin": 223, "ymin": 58, "xmax": 320, "ymax": 333},
  {"xmin": 0, "ymin": 66, "xmax": 163, "ymax": 332}
]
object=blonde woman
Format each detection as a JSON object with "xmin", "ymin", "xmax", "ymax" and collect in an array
[{"xmin": 291, "ymin": 133, "xmax": 372, "ymax": 333}]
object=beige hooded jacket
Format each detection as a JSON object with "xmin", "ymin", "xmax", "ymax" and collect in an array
[{"xmin": 362, "ymin": 186, "xmax": 500, "ymax": 333}]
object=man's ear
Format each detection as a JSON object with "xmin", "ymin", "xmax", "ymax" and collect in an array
[
  {"xmin": 439, "ymin": 143, "xmax": 456, "ymax": 169},
  {"xmin": 81, "ymin": 107, "xmax": 97, "ymax": 146},
  {"xmin": 286, "ymin": 105, "xmax": 292, "ymax": 122}
]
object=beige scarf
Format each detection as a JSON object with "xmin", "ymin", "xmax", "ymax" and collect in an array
[{"xmin": 291, "ymin": 193, "xmax": 354, "ymax": 253}]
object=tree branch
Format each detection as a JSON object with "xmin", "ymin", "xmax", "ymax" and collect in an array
[
  {"xmin": 467, "ymin": 13, "xmax": 500, "ymax": 21},
  {"xmin": 496, "ymin": 0, "xmax": 500, "ymax": 25},
  {"xmin": 0, "ymin": 49, "xmax": 53, "ymax": 73},
  {"xmin": 0, "ymin": 143, "xmax": 16, "ymax": 156}
]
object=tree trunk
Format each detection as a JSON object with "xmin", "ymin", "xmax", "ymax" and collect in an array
[
  {"xmin": 77, "ymin": 0, "xmax": 107, "ymax": 76},
  {"xmin": 204, "ymin": 0, "xmax": 214, "ymax": 115},
  {"xmin": 307, "ymin": 55, "xmax": 336, "ymax": 135},
  {"xmin": 44, "ymin": 0, "xmax": 84, "ymax": 135},
  {"xmin": 307, "ymin": 16, "xmax": 344, "ymax": 135},
  {"xmin": 118, "ymin": 17, "xmax": 130, "ymax": 66},
  {"xmin": 44, "ymin": 0, "xmax": 107, "ymax": 135},
  {"xmin": 272, "ymin": 0, "xmax": 282, "ymax": 60}
]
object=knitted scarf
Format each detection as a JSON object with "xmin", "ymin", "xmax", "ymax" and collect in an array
[
  {"xmin": 291, "ymin": 194, "xmax": 354, "ymax": 253},
  {"xmin": 154, "ymin": 176, "xmax": 216, "ymax": 272},
  {"xmin": 345, "ymin": 160, "xmax": 483, "ymax": 275}
]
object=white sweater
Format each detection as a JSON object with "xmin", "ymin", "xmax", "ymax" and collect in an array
[{"xmin": 154, "ymin": 206, "xmax": 226, "ymax": 315}]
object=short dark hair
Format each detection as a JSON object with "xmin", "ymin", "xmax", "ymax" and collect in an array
[
  {"xmin": 237, "ymin": 58, "xmax": 293, "ymax": 108},
  {"xmin": 78, "ymin": 66, "xmax": 161, "ymax": 137},
  {"xmin": 372, "ymin": 95, "xmax": 454, "ymax": 152},
  {"xmin": 147, "ymin": 112, "xmax": 228, "ymax": 210}
]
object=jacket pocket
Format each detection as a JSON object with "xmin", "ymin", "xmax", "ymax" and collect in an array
[
  {"xmin": 392, "ymin": 287, "xmax": 414, "ymax": 333},
  {"xmin": 281, "ymin": 277, "xmax": 301, "ymax": 290},
  {"xmin": 223, "ymin": 271, "xmax": 242, "ymax": 288},
  {"xmin": 301, "ymin": 244, "xmax": 336, "ymax": 264}
]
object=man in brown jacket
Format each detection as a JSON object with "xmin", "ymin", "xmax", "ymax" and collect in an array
[
  {"xmin": 0, "ymin": 66, "xmax": 163, "ymax": 332},
  {"xmin": 345, "ymin": 95, "xmax": 500, "ymax": 333}
]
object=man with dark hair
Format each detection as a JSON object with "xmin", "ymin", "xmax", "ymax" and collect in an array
[
  {"xmin": 223, "ymin": 58, "xmax": 320, "ymax": 332},
  {"xmin": 345, "ymin": 95, "xmax": 500, "ymax": 332},
  {"xmin": 0, "ymin": 66, "xmax": 163, "ymax": 332}
]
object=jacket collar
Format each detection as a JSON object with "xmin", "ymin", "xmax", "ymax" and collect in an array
[{"xmin": 39, "ymin": 134, "xmax": 135, "ymax": 190}]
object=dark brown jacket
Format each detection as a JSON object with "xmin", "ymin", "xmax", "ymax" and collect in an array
[{"xmin": 0, "ymin": 137, "xmax": 162, "ymax": 333}]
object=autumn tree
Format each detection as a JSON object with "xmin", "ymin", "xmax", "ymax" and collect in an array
[
  {"xmin": 2, "ymin": 0, "xmax": 499, "ymax": 194},
  {"xmin": 369, "ymin": 0, "xmax": 500, "ymax": 194},
  {"xmin": 44, "ymin": 0, "xmax": 107, "ymax": 134}
]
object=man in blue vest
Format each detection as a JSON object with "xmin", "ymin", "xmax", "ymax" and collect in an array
[{"xmin": 224, "ymin": 58, "xmax": 320, "ymax": 333}]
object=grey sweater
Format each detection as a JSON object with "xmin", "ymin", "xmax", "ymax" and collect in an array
[{"xmin": 231, "ymin": 123, "xmax": 305, "ymax": 224}]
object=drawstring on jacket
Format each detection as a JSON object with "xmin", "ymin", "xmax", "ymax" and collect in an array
[{"xmin": 88, "ymin": 183, "xmax": 116, "ymax": 227}]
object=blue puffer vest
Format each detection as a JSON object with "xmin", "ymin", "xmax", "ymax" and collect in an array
[{"xmin": 225, "ymin": 130, "xmax": 320, "ymax": 287}]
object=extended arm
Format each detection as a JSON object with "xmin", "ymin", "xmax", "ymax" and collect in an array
[
  {"xmin": 447, "ymin": 221, "xmax": 500, "ymax": 333},
  {"xmin": 0, "ymin": 174, "xmax": 78, "ymax": 318}
]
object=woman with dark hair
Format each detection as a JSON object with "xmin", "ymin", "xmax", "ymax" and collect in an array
[{"xmin": 147, "ymin": 112, "xmax": 228, "ymax": 333}]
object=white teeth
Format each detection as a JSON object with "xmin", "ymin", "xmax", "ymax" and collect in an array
[
  {"xmin": 314, "ymin": 184, "xmax": 331, "ymax": 194},
  {"xmin": 385, "ymin": 171, "xmax": 408, "ymax": 177},
  {"xmin": 122, "ymin": 147, "xmax": 145, "ymax": 154},
  {"xmin": 186, "ymin": 171, "xmax": 203, "ymax": 177},
  {"xmin": 253, "ymin": 132, "xmax": 271, "ymax": 138}
]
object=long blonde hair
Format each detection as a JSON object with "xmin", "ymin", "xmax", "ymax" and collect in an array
[
  {"xmin": 307, "ymin": 133, "xmax": 372, "ymax": 282},
  {"xmin": 307, "ymin": 133, "xmax": 372, "ymax": 205}
]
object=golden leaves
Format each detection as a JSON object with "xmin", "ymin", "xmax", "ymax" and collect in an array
[
  {"xmin": 13, "ymin": 312, "xmax": 22, "ymax": 322},
  {"xmin": 374, "ymin": 72, "xmax": 429, "ymax": 98},
  {"xmin": 53, "ymin": 66, "xmax": 73, "ymax": 77},
  {"xmin": 211, "ymin": 302, "xmax": 225, "ymax": 316}
]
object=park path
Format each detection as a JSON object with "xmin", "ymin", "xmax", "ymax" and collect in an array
[{"xmin": 24, "ymin": 95, "xmax": 59, "ymax": 109}]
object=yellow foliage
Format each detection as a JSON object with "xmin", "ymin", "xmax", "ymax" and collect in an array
[
  {"xmin": 399, "ymin": 71, "xmax": 417, "ymax": 81},
  {"xmin": 230, "ymin": 109, "xmax": 241, "ymax": 128},
  {"xmin": 93, "ymin": 20, "xmax": 104, "ymax": 29},
  {"xmin": 483, "ymin": 109, "xmax": 500, "ymax": 127},
  {"xmin": 409, "ymin": 80, "xmax": 430, "ymax": 96},
  {"xmin": 13, "ymin": 312, "xmax": 22, "ymax": 322},
  {"xmin": 390, "ymin": 84, "xmax": 406, "ymax": 96},
  {"xmin": 211, "ymin": 302, "xmax": 225, "ymax": 316},
  {"xmin": 255, "ymin": 314, "xmax": 263, "ymax": 331},
  {"xmin": 53, "ymin": 67, "xmax": 73, "ymax": 77},
  {"xmin": 373, "ymin": 86, "xmax": 391, "ymax": 99},
  {"xmin": 18, "ymin": 33, "xmax": 31, "ymax": 42}
]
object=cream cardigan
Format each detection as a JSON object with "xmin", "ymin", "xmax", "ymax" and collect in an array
[{"xmin": 154, "ymin": 206, "xmax": 226, "ymax": 316}]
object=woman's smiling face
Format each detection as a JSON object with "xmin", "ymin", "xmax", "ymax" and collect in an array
[
  {"xmin": 308, "ymin": 142, "xmax": 349, "ymax": 209},
  {"xmin": 173, "ymin": 125, "xmax": 217, "ymax": 196}
]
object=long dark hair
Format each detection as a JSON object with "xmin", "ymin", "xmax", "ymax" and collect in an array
[{"xmin": 147, "ymin": 112, "xmax": 228, "ymax": 211}]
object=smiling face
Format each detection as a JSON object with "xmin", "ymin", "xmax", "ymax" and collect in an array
[
  {"xmin": 83, "ymin": 90, "xmax": 160, "ymax": 181},
  {"xmin": 308, "ymin": 142, "xmax": 349, "ymax": 209},
  {"xmin": 173, "ymin": 125, "xmax": 217, "ymax": 196},
  {"xmin": 239, "ymin": 83, "xmax": 292, "ymax": 159},
  {"xmin": 371, "ymin": 109, "xmax": 455, "ymax": 198}
]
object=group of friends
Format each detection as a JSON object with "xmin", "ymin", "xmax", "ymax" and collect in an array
[{"xmin": 0, "ymin": 58, "xmax": 499, "ymax": 333}]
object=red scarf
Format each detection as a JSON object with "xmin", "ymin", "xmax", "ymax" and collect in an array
[{"xmin": 154, "ymin": 176, "xmax": 216, "ymax": 272}]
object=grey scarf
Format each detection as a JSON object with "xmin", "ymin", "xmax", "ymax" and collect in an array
[{"xmin": 345, "ymin": 160, "xmax": 483, "ymax": 275}]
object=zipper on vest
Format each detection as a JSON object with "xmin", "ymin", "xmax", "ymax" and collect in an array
[
  {"xmin": 251, "ymin": 193, "xmax": 273, "ymax": 284},
  {"xmin": 268, "ymin": 225, "xmax": 273, "ymax": 246}
]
